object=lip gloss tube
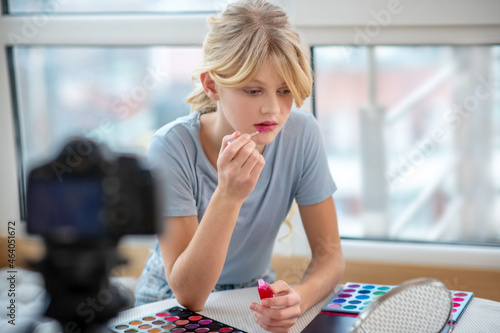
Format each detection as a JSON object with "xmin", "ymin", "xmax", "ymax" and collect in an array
[{"xmin": 258, "ymin": 279, "xmax": 274, "ymax": 300}]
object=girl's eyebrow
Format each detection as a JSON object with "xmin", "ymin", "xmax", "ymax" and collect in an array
[{"xmin": 247, "ymin": 79, "xmax": 287, "ymax": 86}]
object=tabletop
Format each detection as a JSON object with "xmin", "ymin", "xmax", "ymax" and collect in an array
[{"xmin": 108, "ymin": 284, "xmax": 500, "ymax": 332}]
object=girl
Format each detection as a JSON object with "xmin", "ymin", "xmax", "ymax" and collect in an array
[{"xmin": 135, "ymin": 1, "xmax": 344, "ymax": 331}]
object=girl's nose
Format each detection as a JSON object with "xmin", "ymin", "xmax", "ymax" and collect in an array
[{"xmin": 262, "ymin": 95, "xmax": 280, "ymax": 114}]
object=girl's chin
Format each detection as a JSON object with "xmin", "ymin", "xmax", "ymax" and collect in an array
[{"xmin": 253, "ymin": 135, "xmax": 274, "ymax": 145}]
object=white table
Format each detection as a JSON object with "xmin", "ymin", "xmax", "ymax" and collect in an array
[{"xmin": 109, "ymin": 285, "xmax": 500, "ymax": 332}]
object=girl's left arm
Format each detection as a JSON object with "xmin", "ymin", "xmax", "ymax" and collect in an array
[
  {"xmin": 250, "ymin": 196, "xmax": 344, "ymax": 332},
  {"xmin": 293, "ymin": 196, "xmax": 345, "ymax": 313}
]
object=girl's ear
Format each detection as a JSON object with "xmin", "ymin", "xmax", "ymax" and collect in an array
[{"xmin": 200, "ymin": 72, "xmax": 219, "ymax": 101}]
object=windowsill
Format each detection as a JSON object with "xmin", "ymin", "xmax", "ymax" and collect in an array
[{"xmin": 341, "ymin": 238, "xmax": 500, "ymax": 269}]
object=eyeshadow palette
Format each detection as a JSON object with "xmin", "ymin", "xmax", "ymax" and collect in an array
[
  {"xmin": 322, "ymin": 282, "xmax": 473, "ymax": 323},
  {"xmin": 322, "ymin": 282, "xmax": 396, "ymax": 314},
  {"xmin": 110, "ymin": 306, "xmax": 247, "ymax": 333},
  {"xmin": 449, "ymin": 290, "xmax": 474, "ymax": 323}
]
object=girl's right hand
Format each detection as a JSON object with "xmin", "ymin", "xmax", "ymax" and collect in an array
[{"xmin": 217, "ymin": 131, "xmax": 265, "ymax": 203}]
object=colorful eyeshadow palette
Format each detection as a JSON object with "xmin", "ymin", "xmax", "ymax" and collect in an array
[
  {"xmin": 322, "ymin": 282, "xmax": 473, "ymax": 323},
  {"xmin": 449, "ymin": 290, "xmax": 474, "ymax": 323},
  {"xmin": 322, "ymin": 282, "xmax": 396, "ymax": 314},
  {"xmin": 110, "ymin": 306, "xmax": 247, "ymax": 333}
]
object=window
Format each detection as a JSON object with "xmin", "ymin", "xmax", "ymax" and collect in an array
[
  {"xmin": 10, "ymin": 46, "xmax": 203, "ymax": 218},
  {"xmin": 313, "ymin": 45, "xmax": 500, "ymax": 245},
  {"xmin": 1, "ymin": 0, "xmax": 499, "ymax": 266}
]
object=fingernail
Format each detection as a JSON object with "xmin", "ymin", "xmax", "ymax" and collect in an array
[
  {"xmin": 262, "ymin": 300, "xmax": 269, "ymax": 307},
  {"xmin": 250, "ymin": 303, "xmax": 257, "ymax": 310}
]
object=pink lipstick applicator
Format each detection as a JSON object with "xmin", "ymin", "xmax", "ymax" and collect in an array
[
  {"xmin": 228, "ymin": 127, "xmax": 267, "ymax": 144},
  {"xmin": 249, "ymin": 127, "xmax": 267, "ymax": 137},
  {"xmin": 257, "ymin": 279, "xmax": 274, "ymax": 300}
]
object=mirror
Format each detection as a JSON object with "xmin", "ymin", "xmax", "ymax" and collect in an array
[{"xmin": 350, "ymin": 278, "xmax": 452, "ymax": 333}]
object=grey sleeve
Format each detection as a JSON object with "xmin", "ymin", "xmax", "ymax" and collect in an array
[
  {"xmin": 148, "ymin": 134, "xmax": 198, "ymax": 217},
  {"xmin": 294, "ymin": 114, "xmax": 337, "ymax": 206}
]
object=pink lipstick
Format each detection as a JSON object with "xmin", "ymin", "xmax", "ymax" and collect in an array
[{"xmin": 257, "ymin": 279, "xmax": 274, "ymax": 300}]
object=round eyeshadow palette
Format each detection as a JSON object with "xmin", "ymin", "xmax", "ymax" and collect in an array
[
  {"xmin": 322, "ymin": 282, "xmax": 473, "ymax": 323},
  {"xmin": 110, "ymin": 306, "xmax": 247, "ymax": 333}
]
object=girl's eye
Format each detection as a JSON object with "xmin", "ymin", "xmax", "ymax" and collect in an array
[
  {"xmin": 279, "ymin": 89, "xmax": 291, "ymax": 94},
  {"xmin": 245, "ymin": 89, "xmax": 261, "ymax": 96}
]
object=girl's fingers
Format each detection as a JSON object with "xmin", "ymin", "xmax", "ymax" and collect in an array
[
  {"xmin": 220, "ymin": 131, "xmax": 240, "ymax": 154},
  {"xmin": 229, "ymin": 138, "xmax": 256, "ymax": 166},
  {"xmin": 249, "ymin": 280, "xmax": 301, "ymax": 332},
  {"xmin": 263, "ymin": 293, "xmax": 299, "ymax": 309},
  {"xmin": 249, "ymin": 154, "xmax": 265, "ymax": 178},
  {"xmin": 240, "ymin": 147, "xmax": 262, "ymax": 173},
  {"xmin": 255, "ymin": 317, "xmax": 295, "ymax": 333},
  {"xmin": 253, "ymin": 309, "xmax": 297, "ymax": 333},
  {"xmin": 217, "ymin": 133, "xmax": 251, "ymax": 166},
  {"xmin": 268, "ymin": 280, "xmax": 291, "ymax": 294},
  {"xmin": 253, "ymin": 299, "xmax": 301, "ymax": 320}
]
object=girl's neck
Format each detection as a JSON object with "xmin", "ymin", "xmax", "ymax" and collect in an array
[{"xmin": 199, "ymin": 111, "xmax": 220, "ymax": 170}]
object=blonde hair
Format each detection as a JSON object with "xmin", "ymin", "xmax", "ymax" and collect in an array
[
  {"xmin": 280, "ymin": 200, "xmax": 297, "ymax": 241},
  {"xmin": 186, "ymin": 0, "xmax": 313, "ymax": 113}
]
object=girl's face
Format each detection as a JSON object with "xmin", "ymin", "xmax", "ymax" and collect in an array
[{"xmin": 216, "ymin": 59, "xmax": 294, "ymax": 145}]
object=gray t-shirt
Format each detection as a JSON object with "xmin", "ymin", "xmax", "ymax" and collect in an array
[{"xmin": 147, "ymin": 109, "xmax": 336, "ymax": 284}]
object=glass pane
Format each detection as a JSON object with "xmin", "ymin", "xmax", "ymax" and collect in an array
[
  {"xmin": 313, "ymin": 46, "xmax": 366, "ymax": 238},
  {"xmin": 6, "ymin": 0, "xmax": 226, "ymax": 14},
  {"xmin": 382, "ymin": 46, "xmax": 457, "ymax": 242},
  {"xmin": 12, "ymin": 46, "xmax": 202, "ymax": 183},
  {"xmin": 313, "ymin": 45, "xmax": 500, "ymax": 245}
]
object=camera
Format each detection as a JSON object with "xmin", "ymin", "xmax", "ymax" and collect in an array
[
  {"xmin": 26, "ymin": 138, "xmax": 160, "ymax": 333},
  {"xmin": 27, "ymin": 138, "xmax": 159, "ymax": 240}
]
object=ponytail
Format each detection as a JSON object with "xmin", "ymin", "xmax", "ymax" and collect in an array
[{"xmin": 186, "ymin": 84, "xmax": 216, "ymax": 113}]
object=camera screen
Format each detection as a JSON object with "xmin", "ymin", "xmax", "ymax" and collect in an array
[{"xmin": 27, "ymin": 178, "xmax": 105, "ymax": 238}]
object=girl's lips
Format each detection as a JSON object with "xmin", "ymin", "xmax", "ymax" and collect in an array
[{"xmin": 255, "ymin": 122, "xmax": 277, "ymax": 132}]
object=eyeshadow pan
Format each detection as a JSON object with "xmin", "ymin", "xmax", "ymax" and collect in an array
[
  {"xmin": 171, "ymin": 328, "xmax": 186, "ymax": 333},
  {"xmin": 162, "ymin": 324, "xmax": 176, "ymax": 329},
  {"xmin": 195, "ymin": 328, "xmax": 210, "ymax": 333},
  {"xmin": 148, "ymin": 329, "xmax": 161, "ymax": 333},
  {"xmin": 156, "ymin": 312, "xmax": 169, "ymax": 317},
  {"xmin": 219, "ymin": 328, "xmax": 234, "ymax": 332}
]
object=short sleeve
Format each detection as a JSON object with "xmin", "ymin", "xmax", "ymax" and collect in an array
[
  {"xmin": 148, "ymin": 134, "xmax": 198, "ymax": 217},
  {"xmin": 294, "ymin": 114, "xmax": 337, "ymax": 206}
]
